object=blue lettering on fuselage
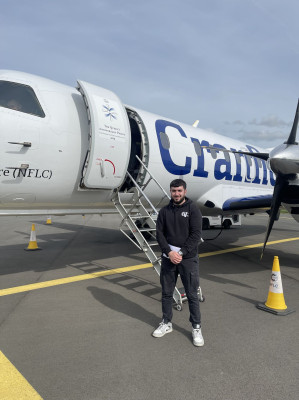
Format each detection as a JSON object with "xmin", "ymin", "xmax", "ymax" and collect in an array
[
  {"xmin": 230, "ymin": 147, "xmax": 243, "ymax": 182},
  {"xmin": 190, "ymin": 138, "xmax": 208, "ymax": 177},
  {"xmin": 155, "ymin": 119, "xmax": 275, "ymax": 187},
  {"xmin": 213, "ymin": 143, "xmax": 233, "ymax": 181},
  {"xmin": 155, "ymin": 120, "xmax": 191, "ymax": 175}
]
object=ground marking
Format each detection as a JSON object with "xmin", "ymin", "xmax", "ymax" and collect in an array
[
  {"xmin": 1, "ymin": 237, "xmax": 298, "ymax": 297},
  {"xmin": 0, "ymin": 351, "xmax": 42, "ymax": 399}
]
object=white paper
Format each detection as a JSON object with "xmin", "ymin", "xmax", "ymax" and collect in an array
[{"xmin": 163, "ymin": 244, "xmax": 181, "ymax": 258}]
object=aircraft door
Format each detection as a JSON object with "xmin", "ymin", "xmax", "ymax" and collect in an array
[{"xmin": 77, "ymin": 80, "xmax": 131, "ymax": 189}]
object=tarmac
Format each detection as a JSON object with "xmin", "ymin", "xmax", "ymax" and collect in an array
[{"xmin": 0, "ymin": 213, "xmax": 298, "ymax": 400}]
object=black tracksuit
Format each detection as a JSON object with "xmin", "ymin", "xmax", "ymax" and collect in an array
[{"xmin": 156, "ymin": 197, "xmax": 202, "ymax": 326}]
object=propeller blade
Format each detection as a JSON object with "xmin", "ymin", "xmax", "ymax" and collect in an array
[
  {"xmin": 261, "ymin": 175, "xmax": 286, "ymax": 258},
  {"xmin": 232, "ymin": 151, "xmax": 269, "ymax": 161},
  {"xmin": 200, "ymin": 146, "xmax": 269, "ymax": 161},
  {"xmin": 285, "ymin": 99, "xmax": 299, "ymax": 145}
]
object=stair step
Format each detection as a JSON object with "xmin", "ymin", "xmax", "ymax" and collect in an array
[
  {"xmin": 117, "ymin": 192, "xmax": 135, "ymax": 200},
  {"xmin": 139, "ymin": 228, "xmax": 156, "ymax": 232},
  {"xmin": 130, "ymin": 215, "xmax": 150, "ymax": 219},
  {"xmin": 121, "ymin": 204, "xmax": 141, "ymax": 207}
]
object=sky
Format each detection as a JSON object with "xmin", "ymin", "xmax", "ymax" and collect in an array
[{"xmin": 1, "ymin": 0, "xmax": 298, "ymax": 148}]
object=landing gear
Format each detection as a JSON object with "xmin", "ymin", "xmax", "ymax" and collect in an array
[
  {"xmin": 202, "ymin": 218, "xmax": 210, "ymax": 230},
  {"xmin": 222, "ymin": 219, "xmax": 232, "ymax": 229}
]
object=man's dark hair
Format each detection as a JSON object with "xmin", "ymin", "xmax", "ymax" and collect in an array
[{"xmin": 170, "ymin": 179, "xmax": 186, "ymax": 189}]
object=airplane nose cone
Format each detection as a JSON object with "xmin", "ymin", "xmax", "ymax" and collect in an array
[{"xmin": 269, "ymin": 144, "xmax": 299, "ymax": 175}]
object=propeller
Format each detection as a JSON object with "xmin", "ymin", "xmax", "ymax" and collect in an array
[
  {"xmin": 285, "ymin": 99, "xmax": 299, "ymax": 145},
  {"xmin": 260, "ymin": 175, "xmax": 287, "ymax": 258},
  {"xmin": 200, "ymin": 99, "xmax": 299, "ymax": 257},
  {"xmin": 200, "ymin": 146, "xmax": 269, "ymax": 161},
  {"xmin": 261, "ymin": 99, "xmax": 299, "ymax": 257}
]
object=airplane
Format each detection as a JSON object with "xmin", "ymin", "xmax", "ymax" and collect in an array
[{"xmin": 0, "ymin": 70, "xmax": 298, "ymax": 256}]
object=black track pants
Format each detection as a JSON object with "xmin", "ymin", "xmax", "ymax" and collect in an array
[{"xmin": 160, "ymin": 256, "xmax": 201, "ymax": 326}]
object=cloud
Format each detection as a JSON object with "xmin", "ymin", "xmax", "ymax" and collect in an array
[
  {"xmin": 225, "ymin": 120, "xmax": 245, "ymax": 125},
  {"xmin": 225, "ymin": 115, "xmax": 291, "ymax": 128},
  {"xmin": 248, "ymin": 115, "xmax": 291, "ymax": 128},
  {"xmin": 223, "ymin": 113, "xmax": 292, "ymax": 147},
  {"xmin": 237, "ymin": 128, "xmax": 287, "ymax": 142}
]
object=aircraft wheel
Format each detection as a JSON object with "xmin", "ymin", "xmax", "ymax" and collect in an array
[
  {"xmin": 223, "ymin": 219, "xmax": 232, "ymax": 229},
  {"xmin": 202, "ymin": 218, "xmax": 210, "ymax": 230}
]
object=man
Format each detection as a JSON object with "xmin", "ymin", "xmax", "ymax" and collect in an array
[{"xmin": 152, "ymin": 179, "xmax": 204, "ymax": 346}]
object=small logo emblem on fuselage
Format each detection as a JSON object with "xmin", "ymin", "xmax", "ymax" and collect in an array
[{"xmin": 103, "ymin": 105, "xmax": 117, "ymax": 120}]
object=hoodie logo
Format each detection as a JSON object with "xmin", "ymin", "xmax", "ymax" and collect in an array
[{"xmin": 181, "ymin": 212, "xmax": 189, "ymax": 218}]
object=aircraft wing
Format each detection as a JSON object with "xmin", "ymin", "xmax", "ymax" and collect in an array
[{"xmin": 222, "ymin": 194, "xmax": 272, "ymax": 212}]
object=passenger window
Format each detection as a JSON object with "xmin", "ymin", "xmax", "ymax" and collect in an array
[
  {"xmin": 192, "ymin": 139, "xmax": 202, "ymax": 156},
  {"xmin": 234, "ymin": 152, "xmax": 241, "ymax": 164},
  {"xmin": 256, "ymin": 156, "xmax": 262, "ymax": 167},
  {"xmin": 223, "ymin": 150, "xmax": 230, "ymax": 162},
  {"xmin": 0, "ymin": 81, "xmax": 45, "ymax": 117},
  {"xmin": 159, "ymin": 131, "xmax": 170, "ymax": 149},
  {"xmin": 209, "ymin": 148, "xmax": 218, "ymax": 159},
  {"xmin": 245, "ymin": 154, "xmax": 252, "ymax": 166}
]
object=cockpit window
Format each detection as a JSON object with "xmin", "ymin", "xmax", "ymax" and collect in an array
[{"xmin": 0, "ymin": 81, "xmax": 45, "ymax": 117}]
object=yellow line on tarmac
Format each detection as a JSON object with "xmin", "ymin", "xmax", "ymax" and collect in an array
[
  {"xmin": 0, "ymin": 351, "xmax": 42, "ymax": 399},
  {"xmin": 0, "ymin": 264, "xmax": 153, "ymax": 297},
  {"xmin": 199, "ymin": 237, "xmax": 299, "ymax": 257},
  {"xmin": 0, "ymin": 237, "xmax": 298, "ymax": 297}
]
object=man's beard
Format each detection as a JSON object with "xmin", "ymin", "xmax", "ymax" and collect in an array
[{"xmin": 173, "ymin": 196, "xmax": 186, "ymax": 205}]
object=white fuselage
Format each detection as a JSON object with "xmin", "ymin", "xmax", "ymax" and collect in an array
[{"xmin": 0, "ymin": 70, "xmax": 274, "ymax": 216}]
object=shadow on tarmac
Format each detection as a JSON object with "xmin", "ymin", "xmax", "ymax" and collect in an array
[
  {"xmin": 86, "ymin": 286, "xmax": 191, "ymax": 340},
  {"xmin": 223, "ymin": 291, "xmax": 258, "ymax": 305},
  {"xmin": 0, "ymin": 219, "xmax": 298, "ymax": 282}
]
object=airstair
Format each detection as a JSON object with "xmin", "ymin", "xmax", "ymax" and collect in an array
[{"xmin": 111, "ymin": 155, "xmax": 204, "ymax": 310}]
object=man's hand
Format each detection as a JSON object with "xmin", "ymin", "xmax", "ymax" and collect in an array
[{"xmin": 168, "ymin": 250, "xmax": 182, "ymax": 264}]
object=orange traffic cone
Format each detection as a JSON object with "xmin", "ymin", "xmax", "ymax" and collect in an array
[
  {"xmin": 257, "ymin": 256, "xmax": 294, "ymax": 315},
  {"xmin": 46, "ymin": 216, "xmax": 52, "ymax": 225},
  {"xmin": 25, "ymin": 224, "xmax": 42, "ymax": 251}
]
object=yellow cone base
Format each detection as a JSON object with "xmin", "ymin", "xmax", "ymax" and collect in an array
[
  {"xmin": 256, "ymin": 302, "xmax": 295, "ymax": 316},
  {"xmin": 266, "ymin": 291, "xmax": 287, "ymax": 310},
  {"xmin": 24, "ymin": 244, "xmax": 42, "ymax": 251}
]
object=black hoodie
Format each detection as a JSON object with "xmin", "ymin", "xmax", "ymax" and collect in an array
[{"xmin": 156, "ymin": 197, "xmax": 202, "ymax": 259}]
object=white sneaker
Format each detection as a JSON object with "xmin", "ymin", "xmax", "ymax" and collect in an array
[
  {"xmin": 192, "ymin": 327, "xmax": 204, "ymax": 346},
  {"xmin": 152, "ymin": 321, "xmax": 173, "ymax": 337}
]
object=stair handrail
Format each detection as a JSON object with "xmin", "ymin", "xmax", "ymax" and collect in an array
[
  {"xmin": 126, "ymin": 171, "xmax": 159, "ymax": 214},
  {"xmin": 135, "ymin": 155, "xmax": 170, "ymax": 201}
]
